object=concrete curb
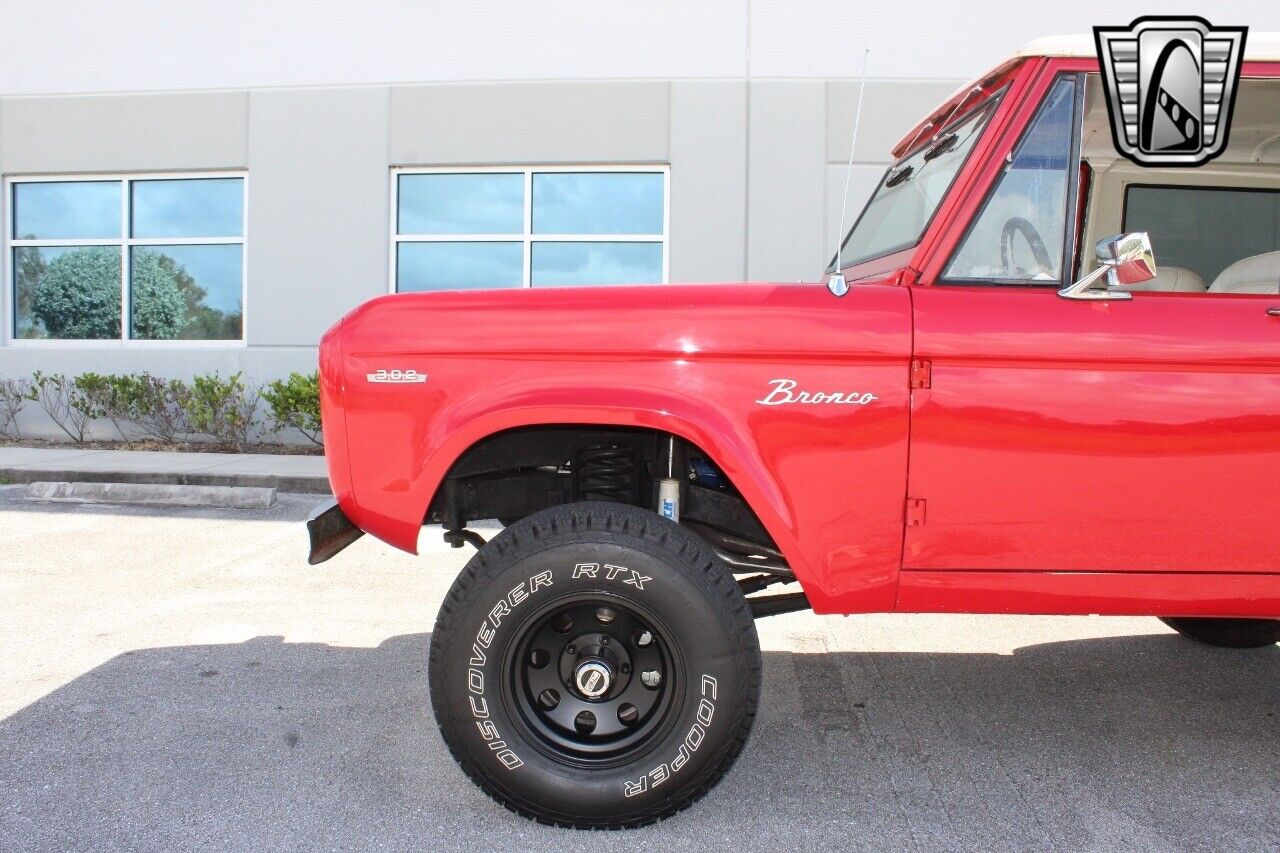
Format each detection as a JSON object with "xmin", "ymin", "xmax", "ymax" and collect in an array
[
  {"xmin": 27, "ymin": 481, "xmax": 279, "ymax": 509},
  {"xmin": 0, "ymin": 466, "xmax": 329, "ymax": 495}
]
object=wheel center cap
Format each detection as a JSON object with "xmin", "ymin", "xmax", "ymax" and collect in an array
[{"xmin": 573, "ymin": 659, "xmax": 613, "ymax": 699}]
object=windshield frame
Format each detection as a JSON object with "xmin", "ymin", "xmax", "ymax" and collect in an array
[{"xmin": 827, "ymin": 85, "xmax": 1010, "ymax": 274}]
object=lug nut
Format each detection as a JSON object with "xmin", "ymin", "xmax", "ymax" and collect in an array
[
  {"xmin": 574, "ymin": 710, "xmax": 597, "ymax": 734},
  {"xmin": 617, "ymin": 703, "xmax": 639, "ymax": 726},
  {"xmin": 595, "ymin": 606, "xmax": 616, "ymax": 624},
  {"xmin": 537, "ymin": 689, "xmax": 560, "ymax": 710},
  {"xmin": 634, "ymin": 630, "xmax": 654, "ymax": 648},
  {"xmin": 641, "ymin": 670, "xmax": 662, "ymax": 689}
]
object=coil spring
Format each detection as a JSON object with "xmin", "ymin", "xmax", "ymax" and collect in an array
[{"xmin": 577, "ymin": 445, "xmax": 634, "ymax": 502}]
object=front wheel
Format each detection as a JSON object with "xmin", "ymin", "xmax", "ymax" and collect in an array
[
  {"xmin": 1159, "ymin": 617, "xmax": 1280, "ymax": 648},
  {"xmin": 428, "ymin": 502, "xmax": 761, "ymax": 828}
]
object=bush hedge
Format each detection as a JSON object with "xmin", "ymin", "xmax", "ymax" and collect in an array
[
  {"xmin": 3, "ymin": 370, "xmax": 322, "ymax": 448},
  {"xmin": 261, "ymin": 372, "xmax": 323, "ymax": 446}
]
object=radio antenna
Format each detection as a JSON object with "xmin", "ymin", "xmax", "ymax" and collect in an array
[{"xmin": 829, "ymin": 47, "xmax": 872, "ymax": 296}]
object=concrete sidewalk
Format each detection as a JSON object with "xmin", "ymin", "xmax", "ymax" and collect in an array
[{"xmin": 0, "ymin": 447, "xmax": 329, "ymax": 494}]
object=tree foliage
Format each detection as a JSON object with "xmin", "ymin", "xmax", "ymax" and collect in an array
[
  {"xmin": 30, "ymin": 248, "xmax": 122, "ymax": 339},
  {"xmin": 27, "ymin": 247, "xmax": 240, "ymax": 341},
  {"xmin": 130, "ymin": 250, "xmax": 189, "ymax": 340}
]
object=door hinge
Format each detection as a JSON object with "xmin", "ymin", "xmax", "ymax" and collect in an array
[
  {"xmin": 905, "ymin": 498, "xmax": 927, "ymax": 527},
  {"xmin": 909, "ymin": 359, "xmax": 932, "ymax": 390}
]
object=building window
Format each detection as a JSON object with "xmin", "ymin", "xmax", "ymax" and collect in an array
[
  {"xmin": 9, "ymin": 174, "xmax": 245, "ymax": 342},
  {"xmin": 392, "ymin": 167, "xmax": 667, "ymax": 291}
]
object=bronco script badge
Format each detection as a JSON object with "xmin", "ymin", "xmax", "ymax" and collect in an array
[
  {"xmin": 1094, "ymin": 17, "xmax": 1247, "ymax": 167},
  {"xmin": 755, "ymin": 379, "xmax": 877, "ymax": 407}
]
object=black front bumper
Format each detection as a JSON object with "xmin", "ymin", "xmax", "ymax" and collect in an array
[{"xmin": 306, "ymin": 498, "xmax": 365, "ymax": 565}]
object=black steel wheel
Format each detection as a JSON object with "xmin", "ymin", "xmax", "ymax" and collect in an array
[
  {"xmin": 1160, "ymin": 617, "xmax": 1280, "ymax": 648},
  {"xmin": 509, "ymin": 596, "xmax": 677, "ymax": 762},
  {"xmin": 429, "ymin": 502, "xmax": 761, "ymax": 828}
]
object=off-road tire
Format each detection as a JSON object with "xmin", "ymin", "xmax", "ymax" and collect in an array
[
  {"xmin": 428, "ymin": 501, "xmax": 761, "ymax": 828},
  {"xmin": 1159, "ymin": 617, "xmax": 1280, "ymax": 648}
]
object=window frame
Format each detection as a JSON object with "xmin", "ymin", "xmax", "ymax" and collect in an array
[
  {"xmin": 389, "ymin": 164, "xmax": 670, "ymax": 293},
  {"xmin": 829, "ymin": 86, "xmax": 1010, "ymax": 274},
  {"xmin": 4, "ymin": 171, "xmax": 248, "ymax": 348},
  {"xmin": 938, "ymin": 72, "xmax": 1086, "ymax": 288}
]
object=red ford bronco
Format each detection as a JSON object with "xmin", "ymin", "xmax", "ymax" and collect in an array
[{"xmin": 308, "ymin": 34, "xmax": 1280, "ymax": 828}]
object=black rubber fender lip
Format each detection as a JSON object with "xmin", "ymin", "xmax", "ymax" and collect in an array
[{"xmin": 306, "ymin": 497, "xmax": 364, "ymax": 565}]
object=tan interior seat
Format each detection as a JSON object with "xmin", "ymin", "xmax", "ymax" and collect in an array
[
  {"xmin": 1208, "ymin": 251, "xmax": 1280, "ymax": 294},
  {"xmin": 1115, "ymin": 265, "xmax": 1206, "ymax": 293}
]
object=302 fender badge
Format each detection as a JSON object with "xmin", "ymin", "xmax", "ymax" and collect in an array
[
  {"xmin": 366, "ymin": 369, "xmax": 428, "ymax": 384},
  {"xmin": 755, "ymin": 378, "xmax": 878, "ymax": 407}
]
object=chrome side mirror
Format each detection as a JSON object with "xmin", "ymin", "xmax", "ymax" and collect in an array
[
  {"xmin": 827, "ymin": 272, "xmax": 850, "ymax": 297},
  {"xmin": 1058, "ymin": 232, "xmax": 1156, "ymax": 301}
]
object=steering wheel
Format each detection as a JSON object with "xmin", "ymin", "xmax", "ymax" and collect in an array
[{"xmin": 999, "ymin": 216, "xmax": 1053, "ymax": 279}]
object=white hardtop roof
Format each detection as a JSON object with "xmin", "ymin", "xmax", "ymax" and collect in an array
[{"xmin": 1016, "ymin": 33, "xmax": 1280, "ymax": 62}]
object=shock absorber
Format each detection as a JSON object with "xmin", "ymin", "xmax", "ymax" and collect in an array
[
  {"xmin": 577, "ymin": 445, "xmax": 635, "ymax": 503},
  {"xmin": 658, "ymin": 434, "xmax": 680, "ymax": 522}
]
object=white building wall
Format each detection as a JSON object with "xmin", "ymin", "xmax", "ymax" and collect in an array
[
  {"xmin": 2, "ymin": 1, "xmax": 1277, "ymax": 94},
  {"xmin": 3, "ymin": 1, "xmax": 1279, "ymax": 440}
]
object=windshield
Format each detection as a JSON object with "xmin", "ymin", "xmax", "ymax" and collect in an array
[{"xmin": 832, "ymin": 90, "xmax": 1004, "ymax": 270}]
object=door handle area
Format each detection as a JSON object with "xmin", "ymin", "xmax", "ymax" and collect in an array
[{"xmin": 1268, "ymin": 307, "xmax": 1280, "ymax": 317}]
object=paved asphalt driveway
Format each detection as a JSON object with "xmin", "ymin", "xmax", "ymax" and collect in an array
[{"xmin": 1, "ymin": 485, "xmax": 1277, "ymax": 851}]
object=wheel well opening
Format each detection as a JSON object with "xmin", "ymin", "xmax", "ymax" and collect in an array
[{"xmin": 426, "ymin": 424, "xmax": 781, "ymax": 559}]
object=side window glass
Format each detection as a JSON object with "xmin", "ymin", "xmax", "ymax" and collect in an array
[
  {"xmin": 944, "ymin": 77, "xmax": 1079, "ymax": 284},
  {"xmin": 1124, "ymin": 186, "xmax": 1280, "ymax": 293}
]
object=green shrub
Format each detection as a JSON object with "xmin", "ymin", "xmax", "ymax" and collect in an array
[
  {"xmin": 27, "ymin": 371, "xmax": 102, "ymax": 443},
  {"xmin": 72, "ymin": 372, "xmax": 126, "ymax": 436},
  {"xmin": 261, "ymin": 372, "xmax": 322, "ymax": 445},
  {"xmin": 18, "ymin": 370, "xmax": 321, "ymax": 449},
  {"xmin": 177, "ymin": 372, "xmax": 260, "ymax": 449},
  {"xmin": 0, "ymin": 377, "xmax": 30, "ymax": 439},
  {"xmin": 75, "ymin": 372, "xmax": 190, "ymax": 442},
  {"xmin": 127, "ymin": 373, "xmax": 191, "ymax": 442}
]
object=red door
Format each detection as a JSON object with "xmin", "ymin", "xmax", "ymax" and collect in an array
[
  {"xmin": 905, "ymin": 286, "xmax": 1280, "ymax": 575},
  {"xmin": 895, "ymin": 65, "xmax": 1280, "ymax": 617}
]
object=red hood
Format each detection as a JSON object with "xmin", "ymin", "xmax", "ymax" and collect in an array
[{"xmin": 337, "ymin": 280, "xmax": 903, "ymax": 360}]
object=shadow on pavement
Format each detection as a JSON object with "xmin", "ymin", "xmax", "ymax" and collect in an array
[{"xmin": 1, "ymin": 632, "xmax": 1277, "ymax": 852}]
